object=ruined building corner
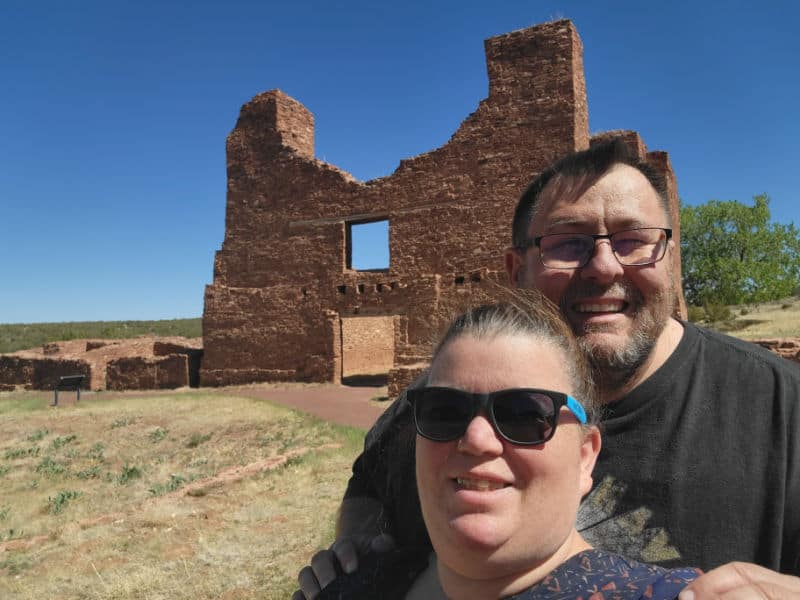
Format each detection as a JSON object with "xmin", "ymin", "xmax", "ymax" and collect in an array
[{"xmin": 230, "ymin": 89, "xmax": 315, "ymax": 160}]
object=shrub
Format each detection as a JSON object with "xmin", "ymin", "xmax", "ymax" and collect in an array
[
  {"xmin": 26, "ymin": 429, "xmax": 49, "ymax": 443},
  {"xmin": 76, "ymin": 466, "xmax": 102, "ymax": 480},
  {"xmin": 4, "ymin": 447, "xmax": 40, "ymax": 460},
  {"xmin": 86, "ymin": 442, "xmax": 105, "ymax": 461},
  {"xmin": 35, "ymin": 456, "xmax": 67, "ymax": 476},
  {"xmin": 149, "ymin": 474, "xmax": 187, "ymax": 496},
  {"xmin": 111, "ymin": 416, "xmax": 136, "ymax": 429},
  {"xmin": 704, "ymin": 303, "xmax": 732, "ymax": 323},
  {"xmin": 686, "ymin": 306, "xmax": 705, "ymax": 323},
  {"xmin": 47, "ymin": 490, "xmax": 81, "ymax": 514},
  {"xmin": 117, "ymin": 463, "xmax": 142, "ymax": 484},
  {"xmin": 51, "ymin": 435, "xmax": 77, "ymax": 450},
  {"xmin": 186, "ymin": 432, "xmax": 212, "ymax": 449},
  {"xmin": 148, "ymin": 427, "xmax": 168, "ymax": 443}
]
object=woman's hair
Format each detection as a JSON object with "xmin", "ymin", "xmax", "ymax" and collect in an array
[{"xmin": 431, "ymin": 289, "xmax": 599, "ymax": 425}]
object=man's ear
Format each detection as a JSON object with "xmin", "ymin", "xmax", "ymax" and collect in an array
[
  {"xmin": 505, "ymin": 247, "xmax": 523, "ymax": 286},
  {"xmin": 579, "ymin": 426, "xmax": 601, "ymax": 497}
]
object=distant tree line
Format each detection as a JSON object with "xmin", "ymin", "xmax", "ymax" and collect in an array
[{"xmin": 680, "ymin": 194, "xmax": 800, "ymax": 307}]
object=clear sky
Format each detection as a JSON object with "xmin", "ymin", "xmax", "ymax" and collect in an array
[{"xmin": 2, "ymin": 1, "xmax": 798, "ymax": 324}]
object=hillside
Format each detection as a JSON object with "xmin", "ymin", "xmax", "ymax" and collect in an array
[{"xmin": 0, "ymin": 319, "xmax": 201, "ymax": 354}]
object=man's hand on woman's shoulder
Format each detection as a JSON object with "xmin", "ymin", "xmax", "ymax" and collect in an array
[{"xmin": 679, "ymin": 562, "xmax": 800, "ymax": 599}]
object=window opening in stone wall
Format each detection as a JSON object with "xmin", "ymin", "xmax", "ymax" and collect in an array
[{"xmin": 347, "ymin": 219, "xmax": 389, "ymax": 271}]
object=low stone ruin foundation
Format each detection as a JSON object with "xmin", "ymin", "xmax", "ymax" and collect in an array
[{"xmin": 0, "ymin": 337, "xmax": 202, "ymax": 392}]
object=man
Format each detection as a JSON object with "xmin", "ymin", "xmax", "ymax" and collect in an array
[{"xmin": 295, "ymin": 139, "xmax": 800, "ymax": 598}]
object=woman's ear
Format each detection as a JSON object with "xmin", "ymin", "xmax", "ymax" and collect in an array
[
  {"xmin": 505, "ymin": 247, "xmax": 523, "ymax": 285},
  {"xmin": 579, "ymin": 426, "xmax": 601, "ymax": 497}
]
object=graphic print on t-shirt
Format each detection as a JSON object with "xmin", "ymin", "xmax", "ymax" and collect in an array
[{"xmin": 577, "ymin": 476, "xmax": 681, "ymax": 563}]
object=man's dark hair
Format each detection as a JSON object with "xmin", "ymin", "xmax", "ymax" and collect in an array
[{"xmin": 511, "ymin": 138, "xmax": 672, "ymax": 248}]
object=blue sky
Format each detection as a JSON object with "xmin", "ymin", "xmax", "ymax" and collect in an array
[{"xmin": 2, "ymin": 1, "xmax": 798, "ymax": 324}]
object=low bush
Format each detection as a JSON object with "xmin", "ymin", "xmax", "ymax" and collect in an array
[
  {"xmin": 704, "ymin": 303, "xmax": 732, "ymax": 323},
  {"xmin": 686, "ymin": 306, "xmax": 705, "ymax": 323}
]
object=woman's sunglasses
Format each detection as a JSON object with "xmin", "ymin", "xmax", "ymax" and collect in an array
[{"xmin": 407, "ymin": 386, "xmax": 587, "ymax": 446}]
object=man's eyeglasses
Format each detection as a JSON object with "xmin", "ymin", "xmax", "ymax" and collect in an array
[
  {"xmin": 407, "ymin": 386, "xmax": 587, "ymax": 446},
  {"xmin": 517, "ymin": 227, "xmax": 672, "ymax": 270}
]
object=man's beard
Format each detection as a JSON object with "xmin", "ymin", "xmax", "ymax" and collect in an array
[{"xmin": 561, "ymin": 280, "xmax": 675, "ymax": 399}]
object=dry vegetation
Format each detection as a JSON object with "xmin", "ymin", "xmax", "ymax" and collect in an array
[
  {"xmin": 0, "ymin": 390, "xmax": 364, "ymax": 599},
  {"xmin": 704, "ymin": 295, "xmax": 800, "ymax": 340}
]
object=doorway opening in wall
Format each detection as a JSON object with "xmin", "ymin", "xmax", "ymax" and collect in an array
[
  {"xmin": 340, "ymin": 315, "xmax": 394, "ymax": 387},
  {"xmin": 347, "ymin": 219, "xmax": 389, "ymax": 271}
]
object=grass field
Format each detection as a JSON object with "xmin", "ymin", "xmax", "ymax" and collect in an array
[
  {"xmin": 0, "ymin": 390, "xmax": 363, "ymax": 599},
  {"xmin": 0, "ymin": 319, "xmax": 202, "ymax": 354},
  {"xmin": 710, "ymin": 296, "xmax": 800, "ymax": 340}
]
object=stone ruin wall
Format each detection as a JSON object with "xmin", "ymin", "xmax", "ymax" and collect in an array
[
  {"xmin": 201, "ymin": 19, "xmax": 690, "ymax": 397},
  {"xmin": 0, "ymin": 338, "xmax": 202, "ymax": 392},
  {"xmin": 754, "ymin": 339, "xmax": 800, "ymax": 364},
  {"xmin": 0, "ymin": 356, "xmax": 91, "ymax": 392},
  {"xmin": 106, "ymin": 355, "xmax": 191, "ymax": 391}
]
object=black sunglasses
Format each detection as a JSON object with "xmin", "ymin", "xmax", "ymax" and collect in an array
[{"xmin": 407, "ymin": 386, "xmax": 587, "ymax": 446}]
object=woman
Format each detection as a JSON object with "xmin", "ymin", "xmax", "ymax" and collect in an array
[{"xmin": 319, "ymin": 295, "xmax": 699, "ymax": 599}]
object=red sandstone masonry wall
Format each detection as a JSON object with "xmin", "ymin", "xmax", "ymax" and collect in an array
[
  {"xmin": 753, "ymin": 339, "xmax": 800, "ymax": 365},
  {"xmin": 0, "ymin": 356, "xmax": 91, "ymax": 390},
  {"xmin": 201, "ymin": 20, "xmax": 688, "ymax": 393},
  {"xmin": 106, "ymin": 355, "xmax": 189, "ymax": 390}
]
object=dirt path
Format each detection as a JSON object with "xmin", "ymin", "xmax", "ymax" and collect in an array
[
  {"xmin": 9, "ymin": 382, "xmax": 393, "ymax": 431},
  {"xmin": 69, "ymin": 383, "xmax": 393, "ymax": 430},
  {"xmin": 230, "ymin": 384, "xmax": 391, "ymax": 430}
]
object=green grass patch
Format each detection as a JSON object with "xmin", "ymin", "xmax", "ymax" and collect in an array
[
  {"xmin": 35, "ymin": 456, "xmax": 67, "ymax": 477},
  {"xmin": 0, "ymin": 552, "xmax": 31, "ymax": 576},
  {"xmin": 47, "ymin": 490, "xmax": 81, "ymax": 514},
  {"xmin": 26, "ymin": 429, "xmax": 49, "ymax": 442},
  {"xmin": 50, "ymin": 434, "xmax": 77, "ymax": 450},
  {"xmin": 186, "ymin": 432, "xmax": 212, "ymax": 448},
  {"xmin": 149, "ymin": 473, "xmax": 188, "ymax": 496},
  {"xmin": 86, "ymin": 442, "xmax": 105, "ymax": 461},
  {"xmin": 75, "ymin": 465, "xmax": 102, "ymax": 480},
  {"xmin": 4, "ymin": 446, "xmax": 40, "ymax": 460},
  {"xmin": 117, "ymin": 463, "xmax": 142, "ymax": 484},
  {"xmin": 0, "ymin": 394, "xmax": 49, "ymax": 416},
  {"xmin": 148, "ymin": 427, "xmax": 168, "ymax": 443},
  {"xmin": 111, "ymin": 416, "xmax": 138, "ymax": 428}
]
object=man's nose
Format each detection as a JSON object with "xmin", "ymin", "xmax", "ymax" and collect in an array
[{"xmin": 579, "ymin": 239, "xmax": 624, "ymax": 283}]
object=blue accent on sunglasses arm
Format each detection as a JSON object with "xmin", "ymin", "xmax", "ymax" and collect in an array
[{"xmin": 567, "ymin": 396, "xmax": 587, "ymax": 424}]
